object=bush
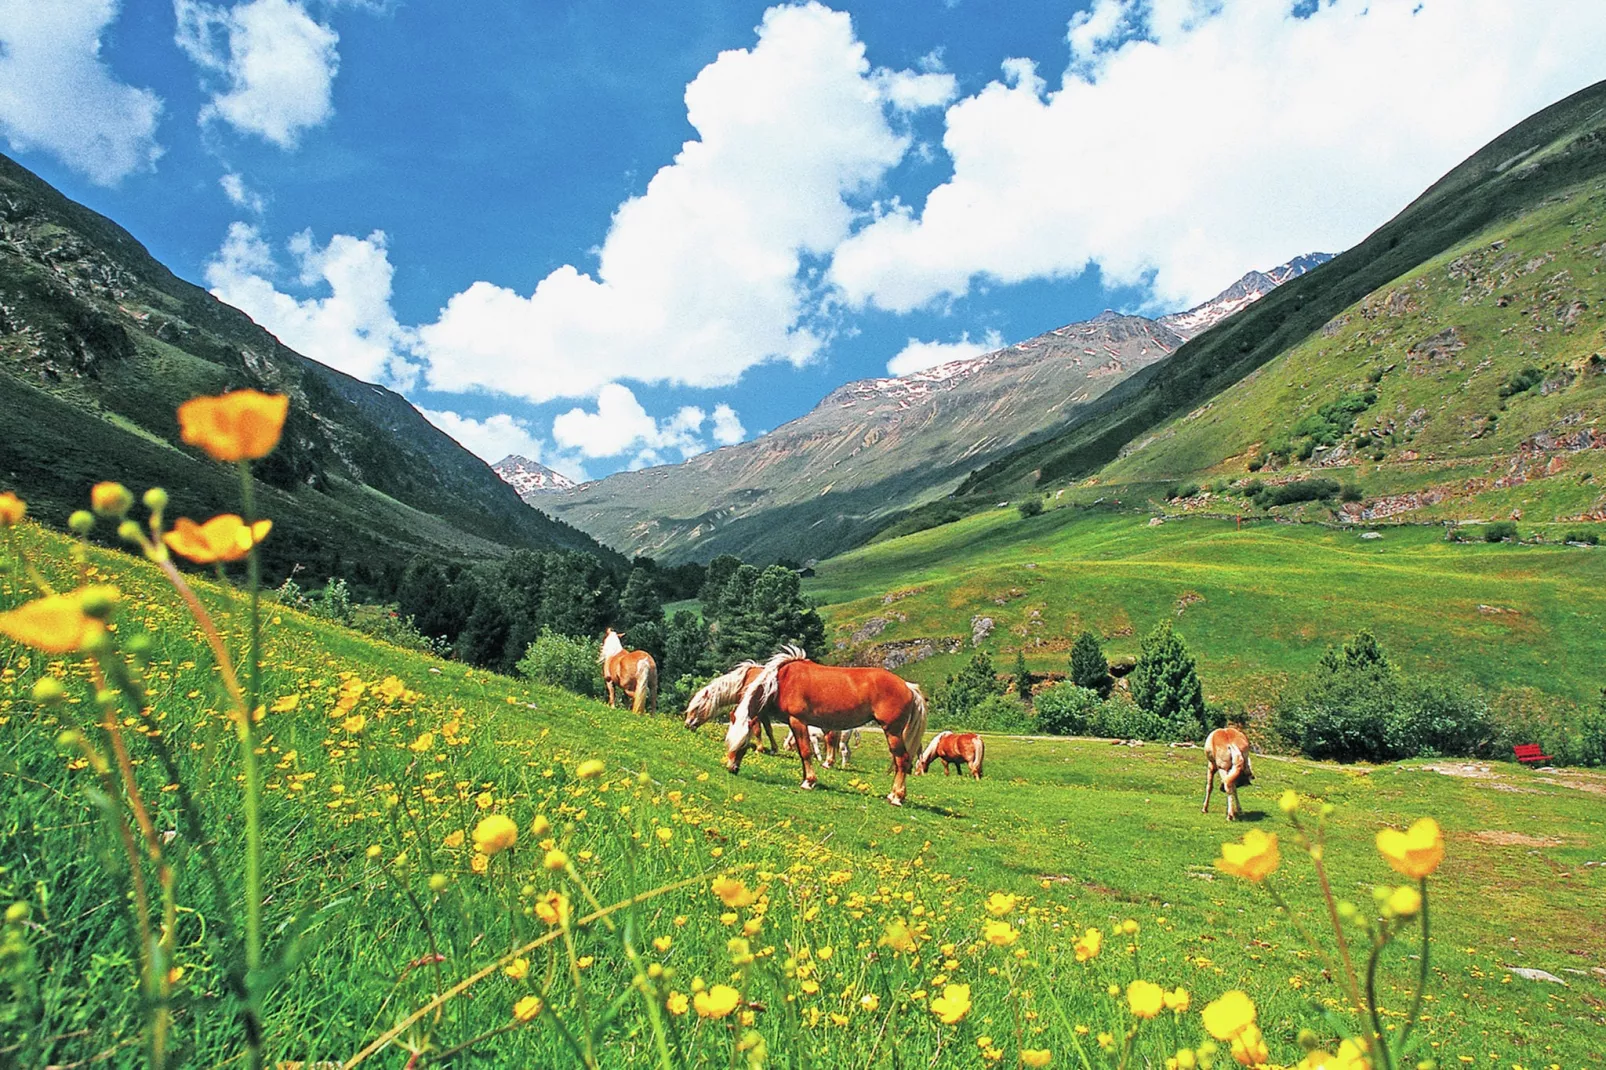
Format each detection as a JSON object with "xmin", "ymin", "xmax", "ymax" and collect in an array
[
  {"xmin": 1340, "ymin": 483, "xmax": 1363, "ymax": 503},
  {"xmin": 1129, "ymin": 620, "xmax": 1206, "ymax": 728},
  {"xmin": 1170, "ymin": 482, "xmax": 1200, "ymax": 500},
  {"xmin": 1484, "ymin": 520, "xmax": 1517, "ymax": 543},
  {"xmin": 1390, "ymin": 678, "xmax": 1496, "ymax": 758},
  {"xmin": 934, "ymin": 650, "xmax": 1007, "ymax": 723},
  {"xmin": 516, "ymin": 627, "xmax": 601, "ymax": 698},
  {"xmin": 1017, "ymin": 497, "xmax": 1044, "ymax": 519},
  {"xmin": 1498, "ymin": 366, "xmax": 1544, "ymax": 397},
  {"xmin": 1034, "ymin": 684, "xmax": 1103, "ymax": 735},
  {"xmin": 1577, "ymin": 691, "xmax": 1606, "ymax": 767},
  {"xmin": 1068, "ymin": 630, "xmax": 1111, "ymax": 696},
  {"xmin": 939, "ymin": 694, "xmax": 1036, "ymax": 734},
  {"xmin": 1253, "ymin": 478, "xmax": 1342, "ymax": 509},
  {"xmin": 1564, "ymin": 529, "xmax": 1599, "ymax": 546}
]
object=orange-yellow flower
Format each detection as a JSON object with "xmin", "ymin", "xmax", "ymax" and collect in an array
[
  {"xmin": 1201, "ymin": 990, "xmax": 1257, "ymax": 1041},
  {"xmin": 1296, "ymin": 1038, "xmax": 1372, "ymax": 1070},
  {"xmin": 1073, "ymin": 927, "xmax": 1102, "ymax": 962},
  {"xmin": 929, "ymin": 983, "xmax": 972, "ymax": 1025},
  {"xmin": 177, "ymin": 390, "xmax": 289, "ymax": 462},
  {"xmin": 503, "ymin": 957, "xmax": 529, "ymax": 980},
  {"xmin": 576, "ymin": 758, "xmax": 605, "ymax": 779},
  {"xmin": 1385, "ymin": 885, "xmax": 1422, "ymax": 918},
  {"xmin": 513, "ymin": 995, "xmax": 542, "ymax": 1022},
  {"xmin": 0, "ymin": 491, "xmax": 25, "ymax": 526},
  {"xmin": 1127, "ymin": 980, "xmax": 1165, "ymax": 1019},
  {"xmin": 534, "ymin": 891, "xmax": 571, "ymax": 927},
  {"xmin": 984, "ymin": 892, "xmax": 1017, "ymax": 917},
  {"xmin": 878, "ymin": 918, "xmax": 917, "ymax": 954},
  {"xmin": 666, "ymin": 991, "xmax": 689, "ymax": 1016},
  {"xmin": 1215, "ymin": 830, "xmax": 1280, "ymax": 883},
  {"xmin": 694, "ymin": 984, "xmax": 741, "ymax": 1019},
  {"xmin": 712, "ymin": 876, "xmax": 757, "ymax": 909},
  {"xmin": 1229, "ymin": 1024, "xmax": 1269, "ymax": 1067},
  {"xmin": 472, "ymin": 814, "xmax": 517, "ymax": 855},
  {"xmin": 90, "ymin": 482, "xmax": 133, "ymax": 518},
  {"xmin": 163, "ymin": 515, "xmax": 272, "ymax": 564},
  {"xmin": 442, "ymin": 829, "xmax": 465, "ymax": 849},
  {"xmin": 1021, "ymin": 1050, "xmax": 1052, "ymax": 1067},
  {"xmin": 982, "ymin": 919, "xmax": 1018, "ymax": 947},
  {"xmin": 1375, "ymin": 818, "xmax": 1444, "ymax": 879},
  {"xmin": 1163, "ymin": 986, "xmax": 1191, "ymax": 1013},
  {"xmin": 0, "ymin": 590, "xmax": 112, "ymax": 653}
]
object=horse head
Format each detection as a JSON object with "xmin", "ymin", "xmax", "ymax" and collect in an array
[
  {"xmin": 599, "ymin": 628, "xmax": 624, "ymax": 663},
  {"xmin": 683, "ymin": 681, "xmax": 716, "ymax": 729},
  {"xmin": 724, "ymin": 689, "xmax": 762, "ymax": 773}
]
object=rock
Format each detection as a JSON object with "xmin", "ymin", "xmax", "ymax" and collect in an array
[
  {"xmin": 971, "ymin": 616, "xmax": 994, "ymax": 646},
  {"xmin": 1360, "ymin": 531, "xmax": 1383, "ymax": 540},
  {"xmin": 1148, "ymin": 516, "xmax": 1165, "ymax": 526},
  {"xmin": 1504, "ymin": 967, "xmax": 1567, "ymax": 984}
]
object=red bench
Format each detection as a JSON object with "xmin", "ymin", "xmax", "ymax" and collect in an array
[{"xmin": 1513, "ymin": 743, "xmax": 1554, "ymax": 765}]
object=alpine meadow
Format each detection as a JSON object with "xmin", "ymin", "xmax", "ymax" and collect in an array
[{"xmin": 2, "ymin": 5, "xmax": 1605, "ymax": 1070}]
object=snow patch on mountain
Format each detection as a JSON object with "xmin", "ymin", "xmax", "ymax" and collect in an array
[{"xmin": 494, "ymin": 455, "xmax": 577, "ymax": 500}]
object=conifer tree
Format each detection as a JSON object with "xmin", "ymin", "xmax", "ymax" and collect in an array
[
  {"xmin": 1069, "ymin": 630, "xmax": 1111, "ymax": 696},
  {"xmin": 1014, "ymin": 648, "xmax": 1032, "ymax": 702},
  {"xmin": 1129, "ymin": 620, "xmax": 1205, "ymax": 724},
  {"xmin": 618, "ymin": 565, "xmax": 664, "ymax": 630}
]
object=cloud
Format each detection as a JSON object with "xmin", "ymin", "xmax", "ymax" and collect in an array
[
  {"xmin": 204, "ymin": 222, "xmax": 419, "ymax": 385},
  {"xmin": 885, "ymin": 329, "xmax": 1003, "ymax": 376},
  {"xmin": 0, "ymin": 0, "xmax": 162, "ymax": 185},
  {"xmin": 710, "ymin": 404, "xmax": 747, "ymax": 446},
  {"xmin": 551, "ymin": 383, "xmax": 748, "ymax": 467},
  {"xmin": 220, "ymin": 171, "xmax": 265, "ymax": 212},
  {"xmin": 416, "ymin": 2, "xmax": 946, "ymax": 404},
  {"xmin": 174, "ymin": 0, "xmax": 339, "ymax": 148},
  {"xmin": 416, "ymin": 407, "xmax": 587, "ymax": 480},
  {"xmin": 829, "ymin": 0, "xmax": 1606, "ymax": 312}
]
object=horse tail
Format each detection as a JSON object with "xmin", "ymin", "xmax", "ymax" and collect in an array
[
  {"xmin": 972, "ymin": 734, "xmax": 984, "ymax": 779},
  {"xmin": 631, "ymin": 657, "xmax": 653, "ymax": 714},
  {"xmin": 1233, "ymin": 744, "xmax": 1253, "ymax": 786},
  {"xmin": 902, "ymin": 684, "xmax": 929, "ymax": 769}
]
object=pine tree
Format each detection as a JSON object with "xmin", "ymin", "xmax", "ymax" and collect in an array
[
  {"xmin": 711, "ymin": 565, "xmax": 765, "ymax": 664},
  {"xmin": 664, "ymin": 610, "xmax": 711, "ymax": 682},
  {"xmin": 618, "ymin": 565, "xmax": 664, "ymax": 630},
  {"xmin": 1069, "ymin": 630, "xmax": 1111, "ymax": 696},
  {"xmin": 1129, "ymin": 620, "xmax": 1205, "ymax": 725},
  {"xmin": 699, "ymin": 555, "xmax": 744, "ymax": 619},
  {"xmin": 937, "ymin": 650, "xmax": 1006, "ymax": 718},
  {"xmin": 1014, "ymin": 649, "xmax": 1032, "ymax": 702}
]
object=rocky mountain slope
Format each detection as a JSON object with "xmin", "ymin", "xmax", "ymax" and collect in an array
[
  {"xmin": 0, "ymin": 153, "xmax": 618, "ymax": 593},
  {"xmin": 494, "ymin": 455, "xmax": 578, "ymax": 500},
  {"xmin": 543, "ymin": 256, "xmax": 1327, "ymax": 564}
]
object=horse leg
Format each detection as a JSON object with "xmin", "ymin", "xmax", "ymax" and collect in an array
[
  {"xmin": 1202, "ymin": 760, "xmax": 1215, "ymax": 814},
  {"xmin": 1224, "ymin": 776, "xmax": 1239, "ymax": 821},
  {"xmin": 606, "ymin": 679, "xmax": 617, "ymax": 709},
  {"xmin": 885, "ymin": 728, "xmax": 911, "ymax": 807},
  {"xmin": 762, "ymin": 717, "xmax": 780, "ymax": 754},
  {"xmin": 790, "ymin": 718, "xmax": 818, "ymax": 790}
]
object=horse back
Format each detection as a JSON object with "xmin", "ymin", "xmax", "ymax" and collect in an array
[{"xmin": 774, "ymin": 661, "xmax": 912, "ymax": 723}]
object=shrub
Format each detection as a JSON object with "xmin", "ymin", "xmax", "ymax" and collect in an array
[
  {"xmin": 1498, "ymin": 366, "xmax": 1544, "ymax": 397},
  {"xmin": 1390, "ymin": 678, "xmax": 1495, "ymax": 758},
  {"xmin": 939, "ymin": 693, "xmax": 1036, "ymax": 734},
  {"xmin": 1171, "ymin": 482, "xmax": 1200, "ymax": 500},
  {"xmin": 1013, "ymin": 649, "xmax": 1032, "ymax": 701},
  {"xmin": 1564, "ymin": 529, "xmax": 1600, "ymax": 546},
  {"xmin": 933, "ymin": 650, "xmax": 1007, "ymax": 723},
  {"xmin": 1034, "ymin": 684, "xmax": 1103, "ymax": 735},
  {"xmin": 1129, "ymin": 620, "xmax": 1206, "ymax": 728},
  {"xmin": 1068, "ymin": 630, "xmax": 1111, "ymax": 696},
  {"xmin": 1340, "ymin": 483, "xmax": 1363, "ymax": 503},
  {"xmin": 1247, "ymin": 456, "xmax": 1265, "ymax": 472},
  {"xmin": 1254, "ymin": 478, "xmax": 1342, "ymax": 508},
  {"xmin": 1095, "ymin": 695, "xmax": 1183, "ymax": 742},
  {"xmin": 1484, "ymin": 520, "xmax": 1517, "ymax": 543},
  {"xmin": 1017, "ymin": 497, "xmax": 1044, "ymax": 519},
  {"xmin": 516, "ymin": 627, "xmax": 601, "ymax": 698},
  {"xmin": 1577, "ymin": 691, "xmax": 1606, "ymax": 767}
]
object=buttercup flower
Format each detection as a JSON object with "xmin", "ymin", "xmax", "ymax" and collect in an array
[
  {"xmin": 712, "ymin": 876, "xmax": 757, "ymax": 909},
  {"xmin": 0, "ymin": 590, "xmax": 112, "ymax": 653},
  {"xmin": 90, "ymin": 482, "xmax": 133, "ymax": 518},
  {"xmin": 1279, "ymin": 790, "xmax": 1300, "ymax": 814},
  {"xmin": 1216, "ymin": 830, "xmax": 1280, "ymax": 883},
  {"xmin": 929, "ymin": 983, "xmax": 972, "ymax": 1025},
  {"xmin": 1296, "ymin": 1038, "xmax": 1371, "ymax": 1070},
  {"xmin": 694, "ymin": 984, "xmax": 741, "ymax": 1019},
  {"xmin": 1127, "ymin": 979, "xmax": 1165, "ymax": 1019},
  {"xmin": 859, "ymin": 993, "xmax": 880, "ymax": 1012},
  {"xmin": 1163, "ymin": 986, "xmax": 1191, "ymax": 1013},
  {"xmin": 1201, "ymin": 990, "xmax": 1257, "ymax": 1041},
  {"xmin": 1073, "ymin": 927, "xmax": 1102, "ymax": 962},
  {"xmin": 472, "ymin": 814, "xmax": 517, "ymax": 855},
  {"xmin": 878, "ymin": 918, "xmax": 917, "ymax": 954},
  {"xmin": 1021, "ymin": 1051, "xmax": 1052, "ymax": 1067},
  {"xmin": 1385, "ymin": 885, "xmax": 1422, "ymax": 918},
  {"xmin": 983, "ymin": 920, "xmax": 1018, "ymax": 947},
  {"xmin": 1376, "ymin": 818, "xmax": 1444, "ymax": 879},
  {"xmin": 177, "ymin": 390, "xmax": 289, "ymax": 462},
  {"xmin": 0, "ymin": 491, "xmax": 25, "ymax": 526},
  {"xmin": 1229, "ymin": 1024, "xmax": 1269, "ymax": 1067},
  {"xmin": 163, "ymin": 515, "xmax": 272, "ymax": 564},
  {"xmin": 513, "ymin": 995, "xmax": 542, "ymax": 1022},
  {"xmin": 503, "ymin": 957, "xmax": 529, "ymax": 980},
  {"xmin": 985, "ymin": 892, "xmax": 1017, "ymax": 917},
  {"xmin": 576, "ymin": 759, "xmax": 605, "ymax": 779},
  {"xmin": 534, "ymin": 891, "xmax": 571, "ymax": 926},
  {"xmin": 666, "ymin": 991, "xmax": 689, "ymax": 1016}
]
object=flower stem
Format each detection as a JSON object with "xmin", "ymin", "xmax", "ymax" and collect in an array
[
  {"xmin": 1396, "ymin": 880, "xmax": 1431, "ymax": 1054},
  {"xmin": 238, "ymin": 461, "xmax": 264, "ymax": 1070}
]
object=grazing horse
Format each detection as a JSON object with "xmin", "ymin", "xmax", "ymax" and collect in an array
[
  {"xmin": 915, "ymin": 730, "xmax": 984, "ymax": 779},
  {"xmin": 1202, "ymin": 726, "xmax": 1254, "ymax": 820},
  {"xmin": 726, "ymin": 647, "xmax": 926, "ymax": 806},
  {"xmin": 683, "ymin": 661, "xmax": 780, "ymax": 753},
  {"xmin": 600, "ymin": 629, "xmax": 658, "ymax": 714}
]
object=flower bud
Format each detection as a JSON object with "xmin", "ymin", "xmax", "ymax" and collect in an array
[
  {"xmin": 1296, "ymin": 1028, "xmax": 1319, "ymax": 1051},
  {"xmin": 1336, "ymin": 900, "xmax": 1357, "ymax": 921},
  {"xmin": 125, "ymin": 633, "xmax": 153, "ymax": 660},
  {"xmin": 68, "ymin": 510, "xmax": 95, "ymax": 535},
  {"xmin": 428, "ymin": 873, "xmax": 449, "ymax": 893},
  {"xmin": 4, "ymin": 902, "xmax": 27, "ymax": 924},
  {"xmin": 56, "ymin": 729, "xmax": 83, "ymax": 748},
  {"xmin": 90, "ymin": 482, "xmax": 134, "ymax": 518},
  {"xmin": 32, "ymin": 677, "xmax": 67, "ymax": 704},
  {"xmin": 79, "ymin": 585, "xmax": 119, "ymax": 619},
  {"xmin": 143, "ymin": 487, "xmax": 169, "ymax": 513},
  {"xmin": 117, "ymin": 520, "xmax": 143, "ymax": 543}
]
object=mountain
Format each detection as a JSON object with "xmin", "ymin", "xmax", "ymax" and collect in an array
[
  {"xmin": 543, "ymin": 256, "xmax": 1324, "ymax": 564},
  {"xmin": 495, "ymin": 455, "xmax": 578, "ymax": 499},
  {"xmin": 955, "ymin": 80, "xmax": 1606, "ymax": 508},
  {"xmin": 0, "ymin": 152, "xmax": 620, "ymax": 593},
  {"xmin": 1158, "ymin": 253, "xmax": 1332, "ymax": 339}
]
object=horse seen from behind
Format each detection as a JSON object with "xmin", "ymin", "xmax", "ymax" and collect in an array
[
  {"xmin": 915, "ymin": 730, "xmax": 984, "ymax": 779},
  {"xmin": 726, "ymin": 647, "xmax": 926, "ymax": 806},
  {"xmin": 1202, "ymin": 726, "xmax": 1254, "ymax": 820},
  {"xmin": 600, "ymin": 628, "xmax": 658, "ymax": 714}
]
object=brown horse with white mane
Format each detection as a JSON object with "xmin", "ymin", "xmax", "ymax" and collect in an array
[
  {"xmin": 915, "ymin": 730, "xmax": 984, "ymax": 779},
  {"xmin": 726, "ymin": 647, "xmax": 926, "ymax": 806},
  {"xmin": 683, "ymin": 661, "xmax": 781, "ymax": 752},
  {"xmin": 1202, "ymin": 726, "xmax": 1254, "ymax": 820},
  {"xmin": 600, "ymin": 628, "xmax": 658, "ymax": 714}
]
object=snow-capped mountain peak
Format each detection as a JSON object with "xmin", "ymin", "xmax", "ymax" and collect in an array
[{"xmin": 494, "ymin": 455, "xmax": 577, "ymax": 501}]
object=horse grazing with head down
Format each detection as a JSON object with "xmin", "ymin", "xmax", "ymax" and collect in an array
[
  {"xmin": 600, "ymin": 628, "xmax": 658, "ymax": 714},
  {"xmin": 726, "ymin": 647, "xmax": 926, "ymax": 806},
  {"xmin": 1202, "ymin": 726, "xmax": 1254, "ymax": 820},
  {"xmin": 915, "ymin": 730, "xmax": 984, "ymax": 779},
  {"xmin": 683, "ymin": 661, "xmax": 780, "ymax": 752}
]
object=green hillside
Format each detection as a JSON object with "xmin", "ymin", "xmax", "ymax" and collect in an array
[
  {"xmin": 0, "ymin": 153, "xmax": 618, "ymax": 592},
  {"xmin": 1, "ymin": 518, "xmax": 1603, "ymax": 1067}
]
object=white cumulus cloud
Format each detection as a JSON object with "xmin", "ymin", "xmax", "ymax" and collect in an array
[
  {"xmin": 552, "ymin": 383, "xmax": 747, "ymax": 468},
  {"xmin": 219, "ymin": 171, "xmax": 265, "ymax": 212},
  {"xmin": 885, "ymin": 329, "xmax": 1003, "ymax": 376},
  {"xmin": 710, "ymin": 404, "xmax": 747, "ymax": 446},
  {"xmin": 416, "ymin": 407, "xmax": 587, "ymax": 481},
  {"xmin": 204, "ymin": 221, "xmax": 419, "ymax": 385},
  {"xmin": 174, "ymin": 0, "xmax": 339, "ymax": 148},
  {"xmin": 0, "ymin": 0, "xmax": 162, "ymax": 185},
  {"xmin": 829, "ymin": 0, "xmax": 1606, "ymax": 313},
  {"xmin": 415, "ymin": 2, "xmax": 946, "ymax": 404}
]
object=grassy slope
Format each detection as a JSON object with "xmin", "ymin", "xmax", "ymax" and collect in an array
[
  {"xmin": 2, "ymin": 522, "xmax": 1603, "ymax": 1067},
  {"xmin": 806, "ymin": 506, "xmax": 1606, "ymax": 711}
]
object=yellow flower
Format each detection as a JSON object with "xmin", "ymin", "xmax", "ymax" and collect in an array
[
  {"xmin": 576, "ymin": 759, "xmax": 605, "ymax": 779},
  {"xmin": 983, "ymin": 920, "xmax": 1018, "ymax": 947},
  {"xmin": 504, "ymin": 957, "xmax": 529, "ymax": 980},
  {"xmin": 544, "ymin": 848, "xmax": 569, "ymax": 871},
  {"xmin": 177, "ymin": 390, "xmax": 289, "ymax": 462},
  {"xmin": 90, "ymin": 482, "xmax": 133, "ymax": 518},
  {"xmin": 666, "ymin": 991, "xmax": 689, "ymax": 1016},
  {"xmin": 530, "ymin": 814, "xmax": 552, "ymax": 837},
  {"xmin": 1385, "ymin": 885, "xmax": 1422, "ymax": 918},
  {"xmin": 1279, "ymin": 790, "xmax": 1300, "ymax": 814},
  {"xmin": 0, "ymin": 491, "xmax": 25, "ymax": 526},
  {"xmin": 1021, "ymin": 1051, "xmax": 1053, "ymax": 1067},
  {"xmin": 1376, "ymin": 818, "xmax": 1444, "ymax": 879},
  {"xmin": 472, "ymin": 814, "xmax": 518, "ymax": 855},
  {"xmin": 653, "ymin": 935, "xmax": 672, "ymax": 952},
  {"xmin": 694, "ymin": 984, "xmax": 741, "ymax": 1019},
  {"xmin": 442, "ymin": 829, "xmax": 465, "ymax": 848},
  {"xmin": 712, "ymin": 876, "xmax": 757, "ymax": 908},
  {"xmin": 1215, "ymin": 830, "xmax": 1280, "ymax": 883},
  {"xmin": 1229, "ymin": 1024, "xmax": 1269, "ymax": 1067},
  {"xmin": 878, "ymin": 918, "xmax": 917, "ymax": 954},
  {"xmin": 343, "ymin": 714, "xmax": 366, "ymax": 734},
  {"xmin": 271, "ymin": 694, "xmax": 300, "ymax": 713},
  {"xmin": 859, "ymin": 993, "xmax": 880, "ymax": 1012},
  {"xmin": 513, "ymin": 995, "xmax": 543, "ymax": 1022},
  {"xmin": 1163, "ymin": 986, "xmax": 1191, "ymax": 1013},
  {"xmin": 409, "ymin": 731, "xmax": 435, "ymax": 753},
  {"xmin": 985, "ymin": 892, "xmax": 1017, "ymax": 917},
  {"xmin": 0, "ymin": 590, "xmax": 111, "ymax": 653},
  {"xmin": 163, "ymin": 515, "xmax": 272, "ymax": 564},
  {"xmin": 1297, "ymin": 1038, "xmax": 1372, "ymax": 1070},
  {"xmin": 1201, "ymin": 990, "xmax": 1257, "ymax": 1041},
  {"xmin": 929, "ymin": 983, "xmax": 971, "ymax": 1025},
  {"xmin": 1127, "ymin": 979, "xmax": 1165, "ymax": 1019},
  {"xmin": 656, "ymin": 827, "xmax": 673, "ymax": 844},
  {"xmin": 1073, "ymin": 927, "xmax": 1102, "ymax": 962},
  {"xmin": 470, "ymin": 853, "xmax": 488, "ymax": 875},
  {"xmin": 534, "ymin": 891, "xmax": 571, "ymax": 926}
]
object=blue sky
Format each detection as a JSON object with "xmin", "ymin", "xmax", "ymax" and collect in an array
[{"xmin": 3, "ymin": 1, "xmax": 1604, "ymax": 480}]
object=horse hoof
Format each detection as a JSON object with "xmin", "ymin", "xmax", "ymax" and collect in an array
[
  {"xmin": 886, "ymin": 793, "xmax": 903, "ymax": 807},
  {"xmin": 801, "ymin": 779, "xmax": 816, "ymax": 791}
]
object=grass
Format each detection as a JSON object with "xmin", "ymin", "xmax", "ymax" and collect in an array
[
  {"xmin": 3, "ymin": 519, "xmax": 1604, "ymax": 1067},
  {"xmin": 806, "ymin": 506, "xmax": 1606, "ymax": 711}
]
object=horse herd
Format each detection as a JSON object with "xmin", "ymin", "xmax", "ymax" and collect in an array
[{"xmin": 599, "ymin": 629, "xmax": 1255, "ymax": 817}]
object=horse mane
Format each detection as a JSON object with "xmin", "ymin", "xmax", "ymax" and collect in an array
[
  {"xmin": 599, "ymin": 629, "xmax": 624, "ymax": 662},
  {"xmin": 686, "ymin": 661, "xmax": 761, "ymax": 724},
  {"xmin": 916, "ymin": 729, "xmax": 950, "ymax": 771},
  {"xmin": 733, "ymin": 645, "xmax": 810, "ymax": 728},
  {"xmin": 903, "ymin": 682, "xmax": 928, "ymax": 766}
]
